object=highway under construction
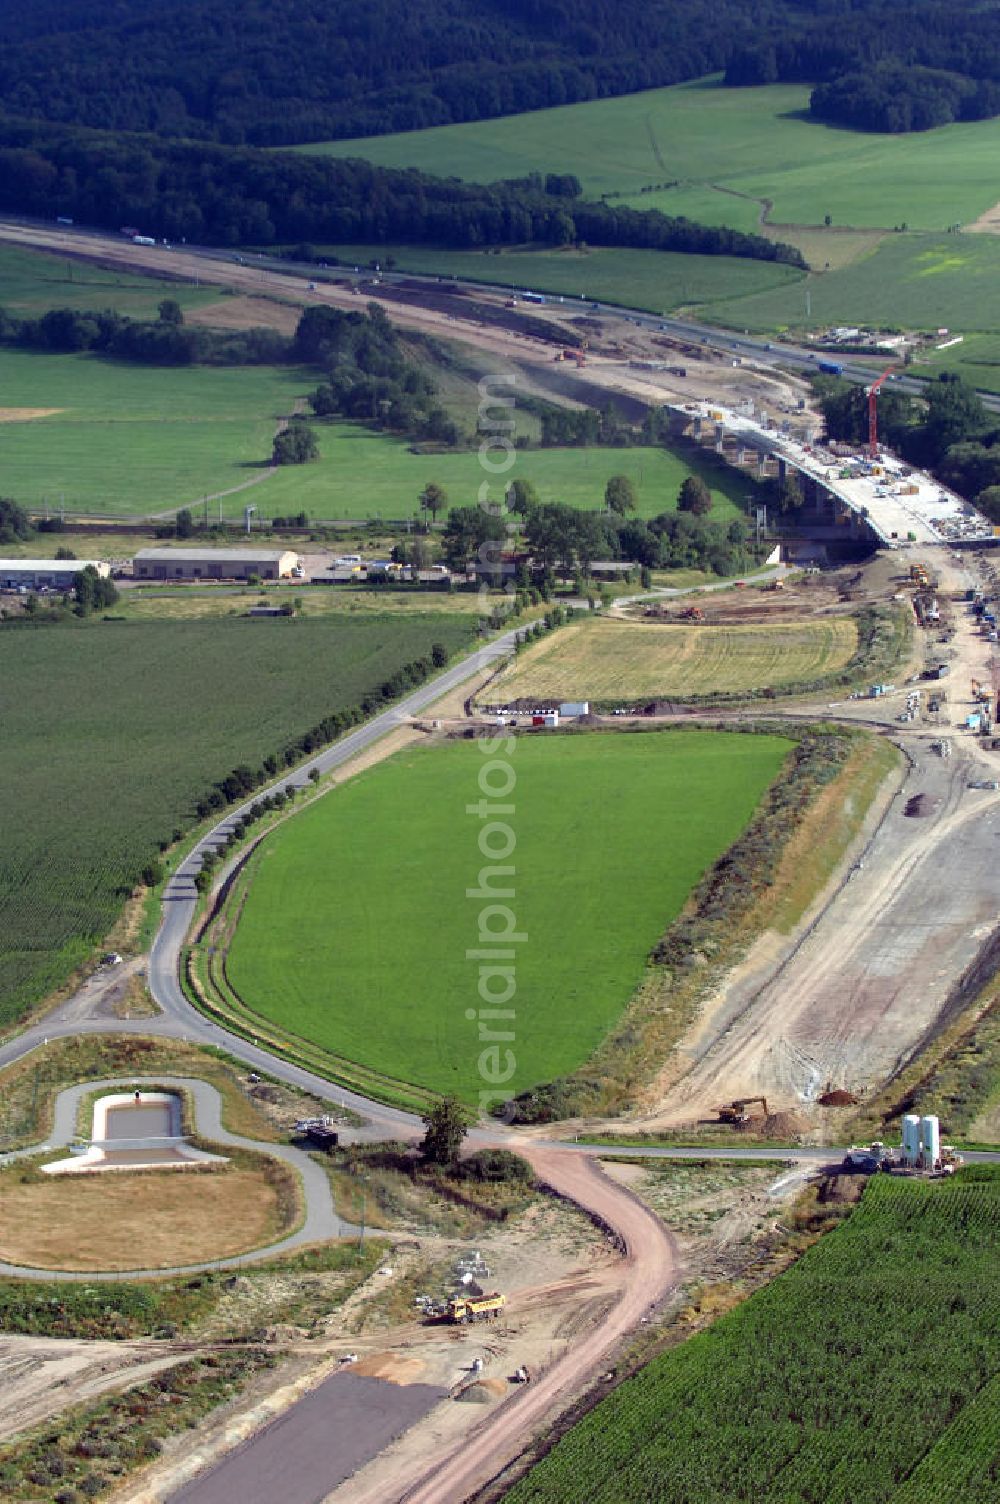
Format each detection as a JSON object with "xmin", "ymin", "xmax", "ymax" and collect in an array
[{"xmin": 2, "ymin": 217, "xmax": 1000, "ymax": 1504}]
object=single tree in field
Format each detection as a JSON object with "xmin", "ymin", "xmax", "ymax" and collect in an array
[
  {"xmin": 273, "ymin": 421, "xmax": 318, "ymax": 465},
  {"xmin": 158, "ymin": 298, "xmax": 184, "ymax": 326},
  {"xmin": 605, "ymin": 473, "xmax": 637, "ymax": 515},
  {"xmin": 678, "ymin": 475, "xmax": 712, "ymax": 516},
  {"xmin": 419, "ymin": 482, "xmax": 447, "ymax": 528},
  {"xmin": 506, "ymin": 477, "xmax": 539, "ymax": 515},
  {"xmin": 421, "ymin": 1096, "xmax": 473, "ymax": 1169}
]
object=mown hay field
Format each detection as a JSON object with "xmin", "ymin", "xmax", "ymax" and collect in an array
[
  {"xmin": 0, "ymin": 614, "xmax": 473, "ymax": 1028},
  {"xmin": 0, "ymin": 1156, "xmax": 293, "ymax": 1271},
  {"xmin": 225, "ymin": 730, "xmax": 791, "ymax": 1100},
  {"xmin": 492, "ymin": 616, "xmax": 858, "ymax": 702}
]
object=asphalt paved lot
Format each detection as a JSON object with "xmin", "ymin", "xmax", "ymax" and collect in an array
[{"xmin": 169, "ymin": 1371, "xmax": 447, "ymax": 1504}]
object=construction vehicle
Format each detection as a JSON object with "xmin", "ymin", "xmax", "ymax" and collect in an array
[
  {"xmin": 445, "ymin": 1292, "xmax": 506, "ymax": 1324},
  {"xmin": 680, "ymin": 605, "xmax": 704, "ymax": 622},
  {"xmin": 712, "ymin": 1096, "xmax": 768, "ymax": 1126}
]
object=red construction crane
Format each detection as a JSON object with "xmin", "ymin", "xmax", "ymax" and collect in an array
[{"xmin": 866, "ymin": 365, "xmax": 896, "ymax": 459}]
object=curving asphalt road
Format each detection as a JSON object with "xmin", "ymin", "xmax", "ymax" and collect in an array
[{"xmin": 0, "ymin": 1075, "xmax": 357, "ymax": 1281}]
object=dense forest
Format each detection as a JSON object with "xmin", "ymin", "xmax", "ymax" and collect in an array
[
  {"xmin": 0, "ymin": 0, "xmax": 804, "ymax": 145},
  {"xmin": 301, "ymin": 303, "xmax": 460, "ymax": 445},
  {"xmin": 726, "ymin": 2, "xmax": 1000, "ymax": 132},
  {"xmin": 0, "ymin": 0, "xmax": 995, "ymax": 146},
  {"xmin": 0, "ymin": 116, "xmax": 803, "ymax": 263},
  {"xmin": 810, "ymin": 64, "xmax": 1000, "ymax": 133}
]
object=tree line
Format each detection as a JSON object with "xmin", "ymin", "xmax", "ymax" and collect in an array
[
  {"xmin": 442, "ymin": 497, "xmax": 751, "ymax": 578},
  {"xmin": 0, "ymin": 299, "xmax": 289, "ymax": 366},
  {"xmin": 189, "ymin": 643, "xmax": 452, "ymax": 825},
  {"xmin": 0, "ymin": 116, "xmax": 803, "ymax": 266}
]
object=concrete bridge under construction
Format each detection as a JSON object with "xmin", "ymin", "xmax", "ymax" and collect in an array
[{"xmin": 669, "ymin": 400, "xmax": 996, "ymax": 550}]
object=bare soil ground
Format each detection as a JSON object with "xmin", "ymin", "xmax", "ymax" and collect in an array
[
  {"xmin": 183, "ymin": 296, "xmax": 300, "ymax": 334},
  {"xmin": 966, "ymin": 197, "xmax": 1000, "ymax": 234},
  {"xmin": 0, "ymin": 1163, "xmax": 287, "ymax": 1271},
  {"xmin": 0, "ymin": 1334, "xmax": 188, "ymax": 1444},
  {"xmin": 602, "ymin": 1157, "xmax": 791, "ymax": 1291},
  {"xmin": 0, "ymin": 407, "xmax": 62, "ymax": 422}
]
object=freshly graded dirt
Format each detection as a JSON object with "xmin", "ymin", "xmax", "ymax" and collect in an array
[
  {"xmin": 353, "ymin": 1352, "xmax": 428, "ymax": 1384},
  {"xmin": 0, "ymin": 1334, "xmax": 189, "ymax": 1444}
]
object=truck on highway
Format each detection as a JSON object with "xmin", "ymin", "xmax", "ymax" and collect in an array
[{"xmin": 818, "ymin": 360, "xmax": 844, "ymax": 376}]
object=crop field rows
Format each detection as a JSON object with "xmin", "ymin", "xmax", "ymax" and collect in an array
[
  {"xmin": 491, "ymin": 617, "xmax": 859, "ymax": 702},
  {"xmin": 0, "ymin": 614, "xmax": 474, "ymax": 1026},
  {"xmin": 506, "ymin": 1170, "xmax": 1000, "ymax": 1503},
  {"xmin": 223, "ymin": 730, "xmax": 791, "ymax": 1100}
]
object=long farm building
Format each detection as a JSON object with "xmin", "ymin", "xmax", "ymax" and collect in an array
[{"xmin": 133, "ymin": 548, "xmax": 299, "ymax": 581}]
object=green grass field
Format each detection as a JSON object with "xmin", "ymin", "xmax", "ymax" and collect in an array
[
  {"xmin": 262, "ymin": 424, "xmax": 747, "ymax": 521},
  {"xmin": 704, "ymin": 231, "xmax": 1000, "ymax": 336},
  {"xmin": 492, "ymin": 617, "xmax": 858, "ymax": 701},
  {"xmin": 506, "ymin": 1169, "xmax": 1000, "ymax": 1504},
  {"xmin": 0, "ymin": 613, "xmax": 473, "ymax": 1026},
  {"xmin": 0, "ymin": 348, "xmax": 310, "ymax": 515},
  {"xmin": 225, "ymin": 730, "xmax": 790, "ymax": 1100},
  {"xmin": 0, "ymin": 340, "xmax": 750, "ymax": 519},
  {"xmin": 305, "ymin": 76, "xmax": 1000, "ymax": 234},
  {"xmin": 0, "ymin": 243, "xmax": 217, "ymax": 320}
]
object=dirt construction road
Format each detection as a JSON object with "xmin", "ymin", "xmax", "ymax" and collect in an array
[{"xmin": 338, "ymin": 1147, "xmax": 677, "ymax": 1504}]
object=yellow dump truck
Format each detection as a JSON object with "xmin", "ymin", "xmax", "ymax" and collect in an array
[{"xmin": 446, "ymin": 1292, "xmax": 506, "ymax": 1324}]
